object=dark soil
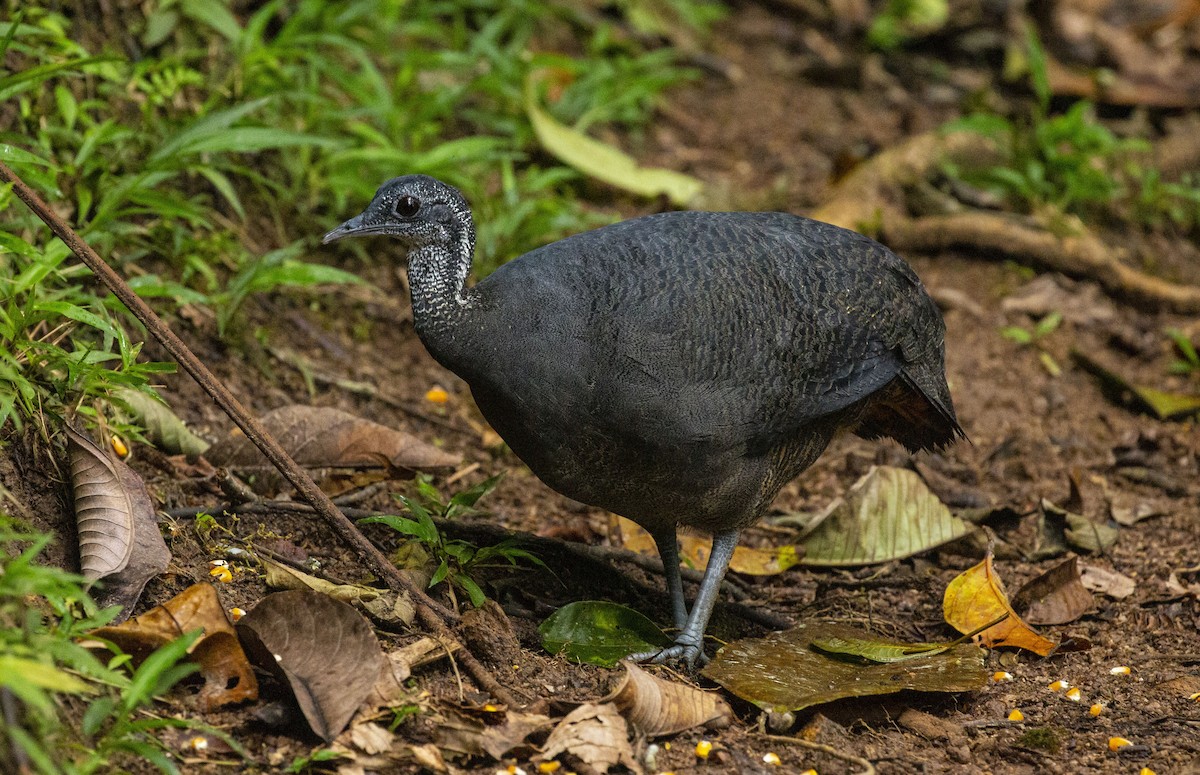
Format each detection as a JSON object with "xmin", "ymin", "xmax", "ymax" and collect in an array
[{"xmin": 6, "ymin": 3, "xmax": 1199, "ymax": 774}]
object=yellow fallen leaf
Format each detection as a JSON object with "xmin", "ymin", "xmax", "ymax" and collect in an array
[
  {"xmin": 943, "ymin": 552, "xmax": 1057, "ymax": 657},
  {"xmin": 614, "ymin": 517, "xmax": 800, "ymax": 576}
]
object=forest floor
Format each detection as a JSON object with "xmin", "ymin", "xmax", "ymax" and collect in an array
[{"xmin": 7, "ymin": 2, "xmax": 1200, "ymax": 774}]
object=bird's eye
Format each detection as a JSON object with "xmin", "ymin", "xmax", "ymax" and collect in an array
[{"xmin": 394, "ymin": 195, "xmax": 420, "ymax": 218}]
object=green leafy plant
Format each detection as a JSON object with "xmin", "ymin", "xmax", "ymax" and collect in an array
[
  {"xmin": 942, "ymin": 26, "xmax": 1147, "ymax": 218},
  {"xmin": 359, "ymin": 475, "xmax": 545, "ymax": 608},
  {"xmin": 1000, "ymin": 311, "xmax": 1063, "ymax": 376},
  {"xmin": 0, "ymin": 517, "xmax": 232, "ymax": 773},
  {"xmin": 1166, "ymin": 328, "xmax": 1200, "ymax": 377}
]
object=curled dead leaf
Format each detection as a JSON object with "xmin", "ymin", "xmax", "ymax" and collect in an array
[
  {"xmin": 260, "ymin": 557, "xmax": 413, "ymax": 627},
  {"xmin": 237, "ymin": 589, "xmax": 383, "ymax": 741},
  {"xmin": 1012, "ymin": 556, "xmax": 1095, "ymax": 626},
  {"xmin": 943, "ymin": 552, "xmax": 1058, "ymax": 656},
  {"xmin": 66, "ymin": 424, "xmax": 170, "ymax": 617},
  {"xmin": 87, "ymin": 583, "xmax": 257, "ymax": 710},
  {"xmin": 537, "ymin": 703, "xmax": 642, "ymax": 775},
  {"xmin": 604, "ymin": 661, "xmax": 732, "ymax": 737}
]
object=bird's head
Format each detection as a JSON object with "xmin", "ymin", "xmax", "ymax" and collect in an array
[{"xmin": 322, "ymin": 174, "xmax": 472, "ymax": 252}]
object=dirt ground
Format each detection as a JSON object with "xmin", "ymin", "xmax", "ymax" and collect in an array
[{"xmin": 6, "ymin": 2, "xmax": 1200, "ymax": 774}]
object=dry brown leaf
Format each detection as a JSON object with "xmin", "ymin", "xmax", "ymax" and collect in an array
[
  {"xmin": 435, "ymin": 708, "xmax": 553, "ymax": 760},
  {"xmin": 1012, "ymin": 556, "xmax": 1095, "ymax": 626},
  {"xmin": 88, "ymin": 583, "xmax": 257, "ymax": 710},
  {"xmin": 1080, "ymin": 564, "xmax": 1136, "ymax": 599},
  {"xmin": 356, "ymin": 638, "xmax": 453, "ymax": 722},
  {"xmin": 206, "ymin": 405, "xmax": 458, "ymax": 477},
  {"xmin": 537, "ymin": 703, "xmax": 641, "ymax": 775},
  {"xmin": 943, "ymin": 552, "xmax": 1058, "ymax": 656},
  {"xmin": 67, "ymin": 424, "xmax": 169, "ymax": 617},
  {"xmin": 604, "ymin": 661, "xmax": 732, "ymax": 737},
  {"xmin": 237, "ymin": 589, "xmax": 383, "ymax": 741}
]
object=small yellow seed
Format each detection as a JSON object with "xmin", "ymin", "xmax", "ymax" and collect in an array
[
  {"xmin": 762, "ymin": 752, "xmax": 781, "ymax": 765},
  {"xmin": 209, "ymin": 566, "xmax": 233, "ymax": 583},
  {"xmin": 110, "ymin": 435, "xmax": 129, "ymax": 458},
  {"xmin": 1190, "ymin": 692, "xmax": 1200, "ymax": 701},
  {"xmin": 1108, "ymin": 736, "xmax": 1132, "ymax": 751},
  {"xmin": 228, "ymin": 607, "xmax": 246, "ymax": 622},
  {"xmin": 1089, "ymin": 703, "xmax": 1103, "ymax": 717},
  {"xmin": 1048, "ymin": 680, "xmax": 1069, "ymax": 692},
  {"xmin": 1109, "ymin": 665, "xmax": 1131, "ymax": 676},
  {"xmin": 992, "ymin": 671, "xmax": 1014, "ymax": 682},
  {"xmin": 1007, "ymin": 709, "xmax": 1025, "ymax": 722},
  {"xmin": 483, "ymin": 704, "xmax": 501, "ymax": 712},
  {"xmin": 1065, "ymin": 687, "xmax": 1082, "ymax": 702},
  {"xmin": 537, "ymin": 764, "xmax": 560, "ymax": 774},
  {"xmin": 695, "ymin": 740, "xmax": 713, "ymax": 759},
  {"xmin": 663, "ymin": 742, "xmax": 671, "ymax": 750},
  {"xmin": 799, "ymin": 770, "xmax": 818, "ymax": 775},
  {"xmin": 186, "ymin": 736, "xmax": 208, "ymax": 751},
  {"xmin": 425, "ymin": 387, "xmax": 449, "ymax": 404},
  {"xmin": 1140, "ymin": 768, "xmax": 1157, "ymax": 775}
]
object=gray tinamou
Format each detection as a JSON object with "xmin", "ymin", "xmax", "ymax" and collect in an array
[{"xmin": 325, "ymin": 175, "xmax": 963, "ymax": 667}]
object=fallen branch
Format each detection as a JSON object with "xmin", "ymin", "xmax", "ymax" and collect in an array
[
  {"xmin": 885, "ymin": 212, "xmax": 1200, "ymax": 313},
  {"xmin": 0, "ymin": 162, "xmax": 516, "ymax": 707},
  {"xmin": 754, "ymin": 732, "xmax": 876, "ymax": 775}
]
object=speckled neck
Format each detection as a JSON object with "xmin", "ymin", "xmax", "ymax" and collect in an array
[{"xmin": 407, "ymin": 220, "xmax": 482, "ymax": 373}]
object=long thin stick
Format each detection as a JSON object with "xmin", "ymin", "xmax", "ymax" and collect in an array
[{"xmin": 0, "ymin": 162, "xmax": 515, "ymax": 706}]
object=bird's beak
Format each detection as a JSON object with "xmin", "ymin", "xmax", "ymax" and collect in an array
[{"xmin": 322, "ymin": 213, "xmax": 368, "ymax": 244}]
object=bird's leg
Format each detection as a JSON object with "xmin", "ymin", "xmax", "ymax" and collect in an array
[
  {"xmin": 649, "ymin": 526, "xmax": 689, "ymax": 631},
  {"xmin": 631, "ymin": 528, "xmax": 740, "ymax": 669}
]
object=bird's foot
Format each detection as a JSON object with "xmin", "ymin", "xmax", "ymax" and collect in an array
[{"xmin": 628, "ymin": 638, "xmax": 709, "ymax": 669}]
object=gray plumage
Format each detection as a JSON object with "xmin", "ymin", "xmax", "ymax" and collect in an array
[{"xmin": 325, "ymin": 175, "xmax": 963, "ymax": 667}]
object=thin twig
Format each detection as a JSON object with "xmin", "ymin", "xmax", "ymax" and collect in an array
[
  {"xmin": 0, "ymin": 162, "xmax": 515, "ymax": 707},
  {"xmin": 753, "ymin": 732, "xmax": 876, "ymax": 775}
]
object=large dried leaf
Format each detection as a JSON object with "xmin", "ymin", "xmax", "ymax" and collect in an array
[
  {"xmin": 524, "ymin": 71, "xmax": 703, "ymax": 207},
  {"xmin": 702, "ymin": 621, "xmax": 987, "ymax": 713},
  {"xmin": 943, "ymin": 552, "xmax": 1058, "ymax": 656},
  {"xmin": 800, "ymin": 466, "xmax": 976, "ymax": 566},
  {"xmin": 261, "ymin": 557, "xmax": 413, "ymax": 627},
  {"xmin": 615, "ymin": 516, "xmax": 802, "ymax": 576},
  {"xmin": 436, "ymin": 709, "xmax": 553, "ymax": 760},
  {"xmin": 67, "ymin": 424, "xmax": 169, "ymax": 617},
  {"xmin": 1073, "ymin": 350, "xmax": 1200, "ymax": 420},
  {"xmin": 237, "ymin": 589, "xmax": 383, "ymax": 741},
  {"xmin": 539, "ymin": 601, "xmax": 670, "ymax": 667},
  {"xmin": 113, "ymin": 387, "xmax": 210, "ymax": 456},
  {"xmin": 537, "ymin": 703, "xmax": 642, "ymax": 774},
  {"xmin": 206, "ymin": 405, "xmax": 458, "ymax": 474},
  {"xmin": 88, "ymin": 584, "xmax": 258, "ymax": 710},
  {"xmin": 605, "ymin": 661, "xmax": 732, "ymax": 737},
  {"xmin": 1011, "ymin": 557, "xmax": 1095, "ymax": 625}
]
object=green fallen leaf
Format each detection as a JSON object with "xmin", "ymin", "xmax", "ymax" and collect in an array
[
  {"xmin": 524, "ymin": 71, "xmax": 704, "ymax": 207},
  {"xmin": 1040, "ymin": 499, "xmax": 1119, "ymax": 555},
  {"xmin": 1072, "ymin": 350, "xmax": 1200, "ymax": 420},
  {"xmin": 810, "ymin": 634, "xmax": 954, "ymax": 663},
  {"xmin": 539, "ymin": 600, "xmax": 671, "ymax": 667},
  {"xmin": 703, "ymin": 621, "xmax": 987, "ymax": 713},
  {"xmin": 800, "ymin": 466, "xmax": 976, "ymax": 566},
  {"xmin": 114, "ymin": 387, "xmax": 210, "ymax": 456},
  {"xmin": 811, "ymin": 614, "xmax": 1008, "ymax": 664}
]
